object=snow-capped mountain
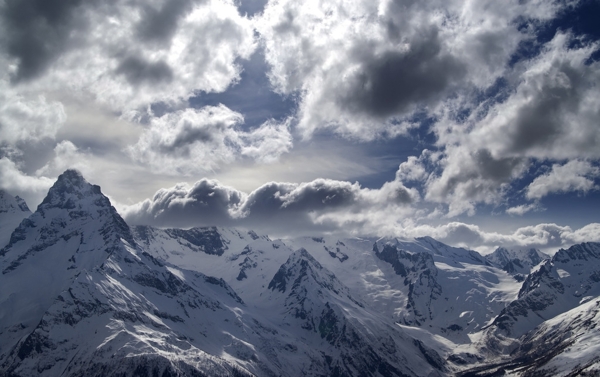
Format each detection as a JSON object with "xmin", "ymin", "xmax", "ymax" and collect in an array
[
  {"xmin": 322, "ymin": 236, "xmax": 520, "ymax": 342},
  {"xmin": 486, "ymin": 247, "xmax": 550, "ymax": 280},
  {"xmin": 2, "ymin": 169, "xmax": 600, "ymax": 377},
  {"xmin": 0, "ymin": 170, "xmax": 135, "ymax": 362},
  {"xmin": 132, "ymin": 227, "xmax": 446, "ymax": 376},
  {"xmin": 0, "ymin": 190, "xmax": 31, "ymax": 249},
  {"xmin": 483, "ymin": 242, "xmax": 600, "ymax": 343},
  {"xmin": 0, "ymin": 171, "xmax": 444, "ymax": 377},
  {"xmin": 263, "ymin": 248, "xmax": 446, "ymax": 376},
  {"xmin": 460, "ymin": 291, "xmax": 600, "ymax": 376},
  {"xmin": 509, "ymin": 296, "xmax": 600, "ymax": 376},
  {"xmin": 451, "ymin": 242, "xmax": 600, "ymax": 375}
]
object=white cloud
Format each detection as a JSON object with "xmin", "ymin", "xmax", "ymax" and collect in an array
[
  {"xmin": 423, "ymin": 147, "xmax": 527, "ymax": 216},
  {"xmin": 462, "ymin": 33, "xmax": 600, "ymax": 161},
  {"xmin": 127, "ymin": 105, "xmax": 293, "ymax": 175},
  {"xmin": 0, "ymin": 140, "xmax": 95, "ymax": 207},
  {"xmin": 238, "ymin": 118, "xmax": 293, "ymax": 163},
  {"xmin": 417, "ymin": 32, "xmax": 600, "ymax": 216},
  {"xmin": 3, "ymin": 0, "xmax": 256, "ymax": 113},
  {"xmin": 0, "ymin": 83, "xmax": 66, "ymax": 145},
  {"xmin": 526, "ymin": 160, "xmax": 599, "ymax": 200},
  {"xmin": 397, "ymin": 154, "xmax": 429, "ymax": 182},
  {"xmin": 506, "ymin": 203, "xmax": 539, "ymax": 216},
  {"xmin": 255, "ymin": 0, "xmax": 562, "ymax": 140},
  {"xmin": 35, "ymin": 140, "xmax": 92, "ymax": 178},
  {"xmin": 121, "ymin": 170, "xmax": 599, "ymax": 252},
  {"xmin": 0, "ymin": 158, "xmax": 54, "ymax": 207},
  {"xmin": 387, "ymin": 221, "xmax": 600, "ymax": 255}
]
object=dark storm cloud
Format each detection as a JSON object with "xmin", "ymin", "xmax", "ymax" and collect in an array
[
  {"xmin": 115, "ymin": 56, "xmax": 174, "ymax": 86},
  {"xmin": 507, "ymin": 64, "xmax": 584, "ymax": 153},
  {"xmin": 163, "ymin": 121, "xmax": 215, "ymax": 151},
  {"xmin": 390, "ymin": 185, "xmax": 413, "ymax": 204},
  {"xmin": 239, "ymin": 179, "xmax": 359, "ymax": 217},
  {"xmin": 0, "ymin": 0, "xmax": 89, "ymax": 82},
  {"xmin": 438, "ymin": 149, "xmax": 523, "ymax": 198},
  {"xmin": 340, "ymin": 29, "xmax": 466, "ymax": 118},
  {"xmin": 136, "ymin": 0, "xmax": 193, "ymax": 44},
  {"xmin": 124, "ymin": 178, "xmax": 365, "ymax": 234},
  {"xmin": 236, "ymin": 182, "xmax": 294, "ymax": 219},
  {"xmin": 124, "ymin": 179, "xmax": 244, "ymax": 228},
  {"xmin": 474, "ymin": 149, "xmax": 523, "ymax": 182}
]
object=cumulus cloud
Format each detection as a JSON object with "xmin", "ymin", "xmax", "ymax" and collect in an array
[
  {"xmin": 123, "ymin": 179, "xmax": 245, "ymax": 228},
  {"xmin": 254, "ymin": 2, "xmax": 600, "ymax": 218},
  {"xmin": 462, "ymin": 33, "xmax": 600, "ymax": 161},
  {"xmin": 408, "ymin": 147, "xmax": 527, "ymax": 216},
  {"xmin": 255, "ymin": 0, "xmax": 562, "ymax": 140},
  {"xmin": 401, "ymin": 32, "xmax": 600, "ymax": 217},
  {"xmin": 127, "ymin": 105, "xmax": 292, "ymax": 174},
  {"xmin": 0, "ymin": 84, "xmax": 65, "ymax": 145},
  {"xmin": 123, "ymin": 174, "xmax": 419, "ymax": 236},
  {"xmin": 35, "ymin": 140, "xmax": 91, "ymax": 177},
  {"xmin": 1, "ymin": 0, "xmax": 256, "ymax": 112},
  {"xmin": 0, "ymin": 140, "xmax": 95, "ymax": 207},
  {"xmin": 0, "ymin": 158, "xmax": 53, "ymax": 207},
  {"xmin": 121, "ymin": 171, "xmax": 599, "ymax": 252},
  {"xmin": 394, "ymin": 221, "xmax": 600, "ymax": 255},
  {"xmin": 526, "ymin": 160, "xmax": 599, "ymax": 200}
]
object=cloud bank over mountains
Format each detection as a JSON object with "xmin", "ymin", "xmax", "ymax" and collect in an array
[{"xmin": 0, "ymin": 0, "xmax": 598, "ymax": 251}]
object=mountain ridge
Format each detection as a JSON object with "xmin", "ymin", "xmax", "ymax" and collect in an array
[{"xmin": 1, "ymin": 170, "xmax": 600, "ymax": 376}]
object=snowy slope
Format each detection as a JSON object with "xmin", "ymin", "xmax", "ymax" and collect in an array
[
  {"xmin": 510, "ymin": 296, "xmax": 600, "ymax": 376},
  {"xmin": 0, "ymin": 170, "xmax": 134, "ymax": 361},
  {"xmin": 133, "ymin": 227, "xmax": 448, "ymax": 376},
  {"xmin": 375, "ymin": 237, "xmax": 521, "ymax": 341},
  {"xmin": 457, "ymin": 295, "xmax": 600, "ymax": 377},
  {"xmin": 0, "ymin": 242, "xmax": 260, "ymax": 376},
  {"xmin": 132, "ymin": 225, "xmax": 293, "ymax": 304},
  {"xmin": 0, "ymin": 190, "xmax": 31, "ymax": 249},
  {"xmin": 260, "ymin": 248, "xmax": 446, "ymax": 377},
  {"xmin": 482, "ymin": 242, "xmax": 600, "ymax": 349},
  {"xmin": 285, "ymin": 236, "xmax": 522, "ymax": 345}
]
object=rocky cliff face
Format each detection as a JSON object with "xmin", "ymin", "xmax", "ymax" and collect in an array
[{"xmin": 0, "ymin": 190, "xmax": 31, "ymax": 249}]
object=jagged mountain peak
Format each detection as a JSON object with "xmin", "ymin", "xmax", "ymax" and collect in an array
[
  {"xmin": 0, "ymin": 171, "xmax": 137, "ymax": 359},
  {"xmin": 374, "ymin": 236, "xmax": 489, "ymax": 267},
  {"xmin": 268, "ymin": 248, "xmax": 326, "ymax": 294},
  {"xmin": 4, "ymin": 170, "xmax": 135, "ymax": 253},
  {"xmin": 553, "ymin": 242, "xmax": 600, "ymax": 263},
  {"xmin": 38, "ymin": 169, "xmax": 106, "ymax": 211},
  {"xmin": 0, "ymin": 190, "xmax": 32, "ymax": 249},
  {"xmin": 0, "ymin": 189, "xmax": 31, "ymax": 214},
  {"xmin": 266, "ymin": 247, "xmax": 364, "ymax": 318},
  {"xmin": 487, "ymin": 247, "xmax": 549, "ymax": 267}
]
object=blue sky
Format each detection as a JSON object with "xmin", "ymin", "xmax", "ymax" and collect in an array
[{"xmin": 0, "ymin": 0, "xmax": 599, "ymax": 253}]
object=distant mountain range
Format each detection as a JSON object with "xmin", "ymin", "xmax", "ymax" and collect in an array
[{"xmin": 1, "ymin": 170, "xmax": 599, "ymax": 376}]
